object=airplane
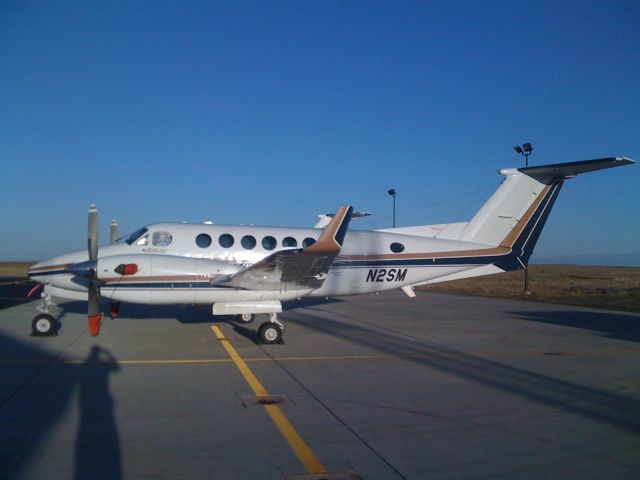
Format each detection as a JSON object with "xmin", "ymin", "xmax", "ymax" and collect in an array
[{"xmin": 28, "ymin": 156, "xmax": 635, "ymax": 344}]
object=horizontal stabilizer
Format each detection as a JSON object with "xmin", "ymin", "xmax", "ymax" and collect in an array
[
  {"xmin": 519, "ymin": 157, "xmax": 635, "ymax": 180},
  {"xmin": 314, "ymin": 210, "xmax": 371, "ymax": 228}
]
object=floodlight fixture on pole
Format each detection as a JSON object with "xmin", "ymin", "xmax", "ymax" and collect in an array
[
  {"xmin": 388, "ymin": 189, "xmax": 397, "ymax": 228},
  {"xmin": 514, "ymin": 142, "xmax": 534, "ymax": 167}
]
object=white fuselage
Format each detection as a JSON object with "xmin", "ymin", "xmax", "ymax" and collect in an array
[{"xmin": 29, "ymin": 222, "xmax": 501, "ymax": 306}]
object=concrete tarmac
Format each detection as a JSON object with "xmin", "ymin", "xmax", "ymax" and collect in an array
[{"xmin": 1, "ymin": 291, "xmax": 639, "ymax": 479}]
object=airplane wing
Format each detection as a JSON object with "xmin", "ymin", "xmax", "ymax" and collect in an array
[{"xmin": 221, "ymin": 205, "xmax": 353, "ymax": 291}]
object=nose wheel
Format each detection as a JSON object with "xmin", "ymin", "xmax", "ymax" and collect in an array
[
  {"xmin": 32, "ymin": 293, "xmax": 61, "ymax": 336},
  {"xmin": 32, "ymin": 314, "xmax": 57, "ymax": 336}
]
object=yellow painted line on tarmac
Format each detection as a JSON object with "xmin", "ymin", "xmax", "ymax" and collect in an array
[
  {"xmin": 2, "ymin": 347, "xmax": 639, "ymax": 367},
  {"xmin": 211, "ymin": 325, "xmax": 326, "ymax": 475}
]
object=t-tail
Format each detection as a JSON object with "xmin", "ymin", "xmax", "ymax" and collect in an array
[{"xmin": 457, "ymin": 157, "xmax": 635, "ymax": 270}]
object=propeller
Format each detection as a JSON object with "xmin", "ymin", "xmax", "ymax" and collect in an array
[
  {"xmin": 110, "ymin": 219, "xmax": 120, "ymax": 244},
  {"xmin": 87, "ymin": 204, "xmax": 103, "ymax": 336}
]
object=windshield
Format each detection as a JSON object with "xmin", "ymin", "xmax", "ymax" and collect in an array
[{"xmin": 123, "ymin": 227, "xmax": 149, "ymax": 245}]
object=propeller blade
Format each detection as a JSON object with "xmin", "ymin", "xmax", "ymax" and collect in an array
[
  {"xmin": 110, "ymin": 219, "xmax": 120, "ymax": 244},
  {"xmin": 87, "ymin": 205, "xmax": 102, "ymax": 336},
  {"xmin": 88, "ymin": 279, "xmax": 103, "ymax": 336},
  {"xmin": 88, "ymin": 204, "xmax": 98, "ymax": 261}
]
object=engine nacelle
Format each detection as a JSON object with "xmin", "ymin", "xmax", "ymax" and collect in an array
[{"xmin": 97, "ymin": 254, "xmax": 241, "ymax": 283}]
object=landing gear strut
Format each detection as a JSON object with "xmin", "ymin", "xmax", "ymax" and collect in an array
[{"xmin": 258, "ymin": 312, "xmax": 284, "ymax": 344}]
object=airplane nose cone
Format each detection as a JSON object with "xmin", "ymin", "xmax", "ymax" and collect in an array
[
  {"xmin": 27, "ymin": 250, "xmax": 90, "ymax": 282},
  {"xmin": 28, "ymin": 260, "xmax": 49, "ymax": 281}
]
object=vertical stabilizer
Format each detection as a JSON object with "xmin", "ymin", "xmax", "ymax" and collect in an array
[
  {"xmin": 460, "ymin": 157, "xmax": 634, "ymax": 259},
  {"xmin": 460, "ymin": 168, "xmax": 550, "ymax": 246}
]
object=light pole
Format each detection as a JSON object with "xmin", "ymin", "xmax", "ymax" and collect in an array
[
  {"xmin": 513, "ymin": 143, "xmax": 534, "ymax": 294},
  {"xmin": 388, "ymin": 189, "xmax": 396, "ymax": 228}
]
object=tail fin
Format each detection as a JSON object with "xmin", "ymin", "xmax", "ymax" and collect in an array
[{"xmin": 460, "ymin": 157, "xmax": 635, "ymax": 265}]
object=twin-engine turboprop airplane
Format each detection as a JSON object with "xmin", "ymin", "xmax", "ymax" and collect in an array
[{"xmin": 28, "ymin": 156, "xmax": 634, "ymax": 343}]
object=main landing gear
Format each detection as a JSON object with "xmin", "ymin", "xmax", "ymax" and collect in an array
[
  {"xmin": 236, "ymin": 313, "xmax": 255, "ymax": 324},
  {"xmin": 234, "ymin": 312, "xmax": 284, "ymax": 344},
  {"xmin": 31, "ymin": 293, "xmax": 60, "ymax": 336}
]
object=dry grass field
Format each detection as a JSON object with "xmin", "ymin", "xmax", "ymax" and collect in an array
[
  {"xmin": 421, "ymin": 265, "xmax": 640, "ymax": 312},
  {"xmin": 1, "ymin": 262, "xmax": 638, "ymax": 312},
  {"xmin": 0, "ymin": 262, "xmax": 35, "ymax": 278}
]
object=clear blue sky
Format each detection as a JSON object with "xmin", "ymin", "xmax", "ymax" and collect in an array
[{"xmin": 1, "ymin": 1, "xmax": 638, "ymax": 263}]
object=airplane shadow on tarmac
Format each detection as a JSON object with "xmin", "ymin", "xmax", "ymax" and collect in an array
[
  {"xmin": 60, "ymin": 296, "xmax": 343, "ymax": 316},
  {"xmin": 290, "ymin": 306, "xmax": 640, "ymax": 436},
  {"xmin": 58, "ymin": 297, "xmax": 345, "ymax": 345},
  {"xmin": 60, "ymin": 300, "xmax": 211, "ymax": 324},
  {"xmin": 508, "ymin": 310, "xmax": 640, "ymax": 343},
  {"xmin": 0, "ymin": 333, "xmax": 122, "ymax": 480}
]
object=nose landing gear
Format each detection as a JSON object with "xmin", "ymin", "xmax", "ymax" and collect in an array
[{"xmin": 31, "ymin": 293, "xmax": 60, "ymax": 336}]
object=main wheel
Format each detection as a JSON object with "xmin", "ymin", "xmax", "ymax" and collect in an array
[
  {"xmin": 237, "ymin": 313, "xmax": 255, "ymax": 324},
  {"xmin": 259, "ymin": 322, "xmax": 282, "ymax": 345},
  {"xmin": 32, "ymin": 314, "xmax": 56, "ymax": 336}
]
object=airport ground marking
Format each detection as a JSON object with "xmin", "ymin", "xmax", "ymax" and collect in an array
[
  {"xmin": 4, "ymin": 347, "xmax": 640, "ymax": 366},
  {"xmin": 211, "ymin": 325, "xmax": 326, "ymax": 475}
]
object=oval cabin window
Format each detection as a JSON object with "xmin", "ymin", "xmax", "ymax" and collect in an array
[
  {"xmin": 390, "ymin": 242, "xmax": 405, "ymax": 253},
  {"xmin": 262, "ymin": 236, "xmax": 277, "ymax": 251},
  {"xmin": 282, "ymin": 237, "xmax": 297, "ymax": 247},
  {"xmin": 218, "ymin": 234, "xmax": 234, "ymax": 248},
  {"xmin": 241, "ymin": 235, "xmax": 257, "ymax": 250},
  {"xmin": 196, "ymin": 233, "xmax": 212, "ymax": 248}
]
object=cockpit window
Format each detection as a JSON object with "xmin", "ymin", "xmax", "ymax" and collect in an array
[
  {"xmin": 125, "ymin": 227, "xmax": 148, "ymax": 245},
  {"xmin": 152, "ymin": 231, "xmax": 172, "ymax": 247},
  {"xmin": 136, "ymin": 233, "xmax": 150, "ymax": 246}
]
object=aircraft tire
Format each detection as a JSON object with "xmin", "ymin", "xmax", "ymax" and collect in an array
[
  {"xmin": 32, "ymin": 314, "xmax": 56, "ymax": 336},
  {"xmin": 237, "ymin": 313, "xmax": 255, "ymax": 324},
  {"xmin": 259, "ymin": 322, "xmax": 282, "ymax": 345}
]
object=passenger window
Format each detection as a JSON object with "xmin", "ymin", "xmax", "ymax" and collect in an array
[
  {"xmin": 241, "ymin": 235, "xmax": 256, "ymax": 250},
  {"xmin": 390, "ymin": 242, "xmax": 405, "ymax": 253},
  {"xmin": 219, "ymin": 234, "xmax": 234, "ymax": 248},
  {"xmin": 302, "ymin": 237, "xmax": 316, "ymax": 248},
  {"xmin": 152, "ymin": 231, "xmax": 172, "ymax": 247},
  {"xmin": 282, "ymin": 237, "xmax": 297, "ymax": 248},
  {"xmin": 262, "ymin": 236, "xmax": 277, "ymax": 250},
  {"xmin": 196, "ymin": 233, "xmax": 212, "ymax": 248}
]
